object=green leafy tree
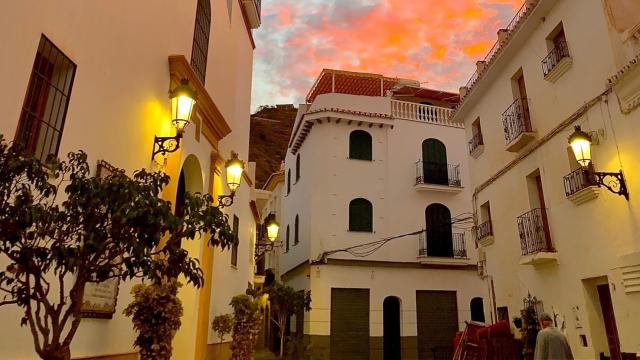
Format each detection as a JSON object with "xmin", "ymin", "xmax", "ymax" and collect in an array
[
  {"xmin": 212, "ymin": 313, "xmax": 234, "ymax": 343},
  {"xmin": 230, "ymin": 293, "xmax": 263, "ymax": 360},
  {"xmin": 0, "ymin": 136, "xmax": 235, "ymax": 360},
  {"xmin": 123, "ymin": 279, "xmax": 183, "ymax": 360},
  {"xmin": 267, "ymin": 282, "xmax": 312, "ymax": 358}
]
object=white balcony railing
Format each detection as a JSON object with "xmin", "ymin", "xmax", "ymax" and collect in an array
[{"xmin": 391, "ymin": 100, "xmax": 460, "ymax": 127}]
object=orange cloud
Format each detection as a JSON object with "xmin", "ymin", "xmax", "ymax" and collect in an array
[{"xmin": 252, "ymin": 0, "xmax": 525, "ymax": 108}]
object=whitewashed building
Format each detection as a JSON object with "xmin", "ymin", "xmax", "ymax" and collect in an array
[
  {"xmin": 453, "ymin": 0, "xmax": 640, "ymax": 359},
  {"xmin": 281, "ymin": 69, "xmax": 488, "ymax": 359},
  {"xmin": 0, "ymin": 0, "xmax": 263, "ymax": 359}
]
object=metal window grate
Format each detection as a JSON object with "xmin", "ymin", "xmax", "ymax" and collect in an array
[
  {"xmin": 191, "ymin": 0, "xmax": 211, "ymax": 84},
  {"xmin": 502, "ymin": 98, "xmax": 531, "ymax": 145},
  {"xmin": 542, "ymin": 40, "xmax": 570, "ymax": 77},
  {"xmin": 15, "ymin": 35, "xmax": 76, "ymax": 162},
  {"xmin": 415, "ymin": 161, "xmax": 461, "ymax": 187}
]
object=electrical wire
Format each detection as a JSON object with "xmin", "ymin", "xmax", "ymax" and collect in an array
[{"xmin": 314, "ymin": 213, "xmax": 476, "ymax": 262}]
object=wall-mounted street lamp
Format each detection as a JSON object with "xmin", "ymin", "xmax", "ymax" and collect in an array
[
  {"xmin": 151, "ymin": 79, "xmax": 197, "ymax": 162},
  {"xmin": 569, "ymin": 125, "xmax": 629, "ymax": 200},
  {"xmin": 218, "ymin": 151, "xmax": 245, "ymax": 208},
  {"xmin": 255, "ymin": 213, "xmax": 280, "ymax": 260}
]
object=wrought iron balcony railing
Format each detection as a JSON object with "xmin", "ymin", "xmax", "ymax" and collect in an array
[
  {"xmin": 468, "ymin": 132, "xmax": 484, "ymax": 154},
  {"xmin": 563, "ymin": 167, "xmax": 597, "ymax": 197},
  {"xmin": 419, "ymin": 231, "xmax": 467, "ymax": 258},
  {"xmin": 502, "ymin": 98, "xmax": 532, "ymax": 145},
  {"xmin": 542, "ymin": 40, "xmax": 570, "ymax": 77},
  {"xmin": 517, "ymin": 208, "xmax": 554, "ymax": 257},
  {"xmin": 415, "ymin": 161, "xmax": 461, "ymax": 187},
  {"xmin": 475, "ymin": 220, "xmax": 493, "ymax": 241}
]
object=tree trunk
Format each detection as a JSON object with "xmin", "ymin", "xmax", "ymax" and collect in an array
[
  {"xmin": 279, "ymin": 328, "xmax": 285, "ymax": 358},
  {"xmin": 41, "ymin": 344, "xmax": 71, "ymax": 360}
]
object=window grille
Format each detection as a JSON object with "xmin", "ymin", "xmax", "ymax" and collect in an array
[
  {"xmin": 15, "ymin": 35, "xmax": 76, "ymax": 162},
  {"xmin": 191, "ymin": 0, "xmax": 211, "ymax": 83}
]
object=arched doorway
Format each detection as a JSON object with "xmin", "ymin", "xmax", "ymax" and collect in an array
[
  {"xmin": 470, "ymin": 297, "xmax": 485, "ymax": 323},
  {"xmin": 172, "ymin": 154, "xmax": 204, "ymax": 360},
  {"xmin": 383, "ymin": 296, "xmax": 401, "ymax": 360},
  {"xmin": 421, "ymin": 139, "xmax": 448, "ymax": 185},
  {"xmin": 425, "ymin": 203, "xmax": 453, "ymax": 257}
]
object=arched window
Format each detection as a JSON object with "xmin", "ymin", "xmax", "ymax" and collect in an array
[
  {"xmin": 296, "ymin": 154, "xmax": 301, "ymax": 181},
  {"xmin": 470, "ymin": 297, "xmax": 485, "ymax": 323},
  {"xmin": 287, "ymin": 169, "xmax": 291, "ymax": 194},
  {"xmin": 294, "ymin": 215, "xmax": 299, "ymax": 245},
  {"xmin": 349, "ymin": 130, "xmax": 372, "ymax": 161},
  {"xmin": 349, "ymin": 198, "xmax": 373, "ymax": 232},
  {"xmin": 425, "ymin": 203, "xmax": 453, "ymax": 257},
  {"xmin": 421, "ymin": 138, "xmax": 448, "ymax": 185},
  {"xmin": 191, "ymin": 0, "xmax": 211, "ymax": 83},
  {"xmin": 285, "ymin": 225, "xmax": 290, "ymax": 252}
]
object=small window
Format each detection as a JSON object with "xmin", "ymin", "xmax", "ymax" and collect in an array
[
  {"xmin": 349, "ymin": 130, "xmax": 372, "ymax": 161},
  {"xmin": 231, "ymin": 215, "xmax": 239, "ymax": 266},
  {"xmin": 15, "ymin": 35, "xmax": 76, "ymax": 162},
  {"xmin": 296, "ymin": 154, "xmax": 301, "ymax": 182},
  {"xmin": 470, "ymin": 297, "xmax": 485, "ymax": 323},
  {"xmin": 294, "ymin": 215, "xmax": 299, "ymax": 245},
  {"xmin": 287, "ymin": 169, "xmax": 291, "ymax": 194},
  {"xmin": 191, "ymin": 0, "xmax": 211, "ymax": 83},
  {"xmin": 349, "ymin": 198, "xmax": 373, "ymax": 232},
  {"xmin": 285, "ymin": 225, "xmax": 290, "ymax": 252}
]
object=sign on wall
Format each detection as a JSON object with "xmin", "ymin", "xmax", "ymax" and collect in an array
[{"xmin": 80, "ymin": 160, "xmax": 123, "ymax": 319}]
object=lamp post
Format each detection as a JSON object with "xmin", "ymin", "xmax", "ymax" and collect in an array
[
  {"xmin": 217, "ymin": 151, "xmax": 245, "ymax": 208},
  {"xmin": 255, "ymin": 213, "xmax": 280, "ymax": 260},
  {"xmin": 151, "ymin": 79, "xmax": 197, "ymax": 162},
  {"xmin": 568, "ymin": 125, "xmax": 629, "ymax": 200}
]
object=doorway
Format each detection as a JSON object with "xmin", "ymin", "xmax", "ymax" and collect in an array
[
  {"xmin": 421, "ymin": 139, "xmax": 448, "ymax": 185},
  {"xmin": 597, "ymin": 284, "xmax": 621, "ymax": 360},
  {"xmin": 384, "ymin": 296, "xmax": 402, "ymax": 360}
]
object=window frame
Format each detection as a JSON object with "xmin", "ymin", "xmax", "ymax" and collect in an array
[
  {"xmin": 191, "ymin": 0, "xmax": 211, "ymax": 84},
  {"xmin": 230, "ymin": 214, "xmax": 239, "ymax": 267},
  {"xmin": 294, "ymin": 215, "xmax": 299, "ymax": 245},
  {"xmin": 15, "ymin": 34, "xmax": 76, "ymax": 162},
  {"xmin": 348, "ymin": 198, "xmax": 373, "ymax": 232},
  {"xmin": 349, "ymin": 130, "xmax": 373, "ymax": 161}
]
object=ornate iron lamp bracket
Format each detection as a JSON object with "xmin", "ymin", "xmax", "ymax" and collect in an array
[
  {"xmin": 591, "ymin": 170, "xmax": 629, "ymax": 200},
  {"xmin": 254, "ymin": 241, "xmax": 280, "ymax": 261},
  {"xmin": 217, "ymin": 193, "xmax": 235, "ymax": 209},
  {"xmin": 151, "ymin": 134, "xmax": 182, "ymax": 162}
]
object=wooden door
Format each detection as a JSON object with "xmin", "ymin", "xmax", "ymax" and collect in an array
[
  {"xmin": 597, "ymin": 285, "xmax": 622, "ymax": 360},
  {"xmin": 422, "ymin": 139, "xmax": 448, "ymax": 185},
  {"xmin": 331, "ymin": 288, "xmax": 370, "ymax": 360},
  {"xmin": 515, "ymin": 74, "xmax": 530, "ymax": 125},
  {"xmin": 384, "ymin": 297, "xmax": 402, "ymax": 360},
  {"xmin": 425, "ymin": 204, "xmax": 453, "ymax": 257},
  {"xmin": 416, "ymin": 291, "xmax": 458, "ymax": 360},
  {"xmin": 535, "ymin": 175, "xmax": 553, "ymax": 250}
]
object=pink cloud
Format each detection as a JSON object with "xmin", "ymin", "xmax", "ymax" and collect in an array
[{"xmin": 252, "ymin": 0, "xmax": 525, "ymax": 108}]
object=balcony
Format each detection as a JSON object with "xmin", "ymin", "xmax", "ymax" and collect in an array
[
  {"xmin": 418, "ymin": 231, "xmax": 471, "ymax": 266},
  {"xmin": 468, "ymin": 132, "xmax": 484, "ymax": 158},
  {"xmin": 502, "ymin": 98, "xmax": 535, "ymax": 152},
  {"xmin": 478, "ymin": 259, "xmax": 488, "ymax": 278},
  {"xmin": 241, "ymin": 0, "xmax": 262, "ymax": 29},
  {"xmin": 475, "ymin": 220, "xmax": 494, "ymax": 246},
  {"xmin": 563, "ymin": 168, "xmax": 599, "ymax": 205},
  {"xmin": 517, "ymin": 208, "xmax": 557, "ymax": 266},
  {"xmin": 542, "ymin": 40, "xmax": 572, "ymax": 82},
  {"xmin": 415, "ymin": 161, "xmax": 462, "ymax": 193},
  {"xmin": 391, "ymin": 100, "xmax": 457, "ymax": 126}
]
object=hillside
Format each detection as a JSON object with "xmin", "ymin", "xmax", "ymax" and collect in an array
[{"xmin": 249, "ymin": 104, "xmax": 298, "ymax": 189}]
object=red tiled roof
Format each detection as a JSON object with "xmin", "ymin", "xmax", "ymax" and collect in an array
[
  {"xmin": 305, "ymin": 69, "xmax": 459, "ymax": 105},
  {"xmin": 306, "ymin": 69, "xmax": 399, "ymax": 103}
]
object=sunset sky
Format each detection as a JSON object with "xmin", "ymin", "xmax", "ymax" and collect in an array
[{"xmin": 251, "ymin": 0, "xmax": 524, "ymax": 110}]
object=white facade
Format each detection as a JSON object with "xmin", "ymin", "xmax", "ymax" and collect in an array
[
  {"xmin": 453, "ymin": 0, "xmax": 640, "ymax": 358},
  {"xmin": 280, "ymin": 70, "xmax": 488, "ymax": 358},
  {"xmin": 0, "ymin": 1, "xmax": 261, "ymax": 359}
]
